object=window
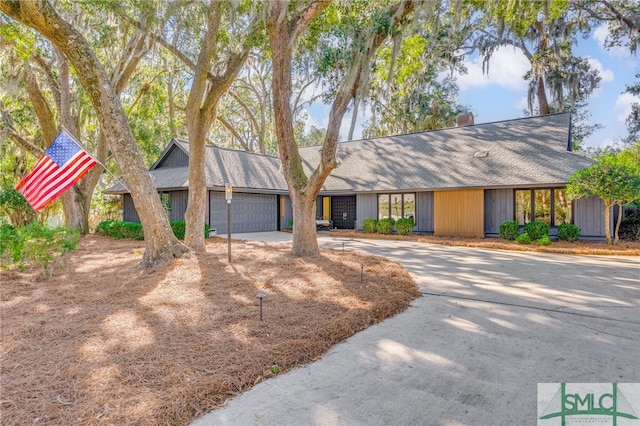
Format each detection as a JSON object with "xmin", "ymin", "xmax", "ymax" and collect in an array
[
  {"xmin": 554, "ymin": 189, "xmax": 572, "ymax": 225},
  {"xmin": 515, "ymin": 188, "xmax": 571, "ymax": 226},
  {"xmin": 378, "ymin": 193, "xmax": 416, "ymax": 223}
]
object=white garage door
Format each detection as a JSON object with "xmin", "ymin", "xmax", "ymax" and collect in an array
[{"xmin": 209, "ymin": 192, "xmax": 277, "ymax": 234}]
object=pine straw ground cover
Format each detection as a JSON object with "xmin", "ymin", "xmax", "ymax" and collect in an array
[{"xmin": 0, "ymin": 235, "xmax": 418, "ymax": 425}]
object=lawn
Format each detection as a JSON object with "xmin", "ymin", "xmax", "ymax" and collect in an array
[{"xmin": 0, "ymin": 235, "xmax": 419, "ymax": 425}]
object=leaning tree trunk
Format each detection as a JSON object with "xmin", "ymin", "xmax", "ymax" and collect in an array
[
  {"xmin": 613, "ymin": 201, "xmax": 624, "ymax": 245},
  {"xmin": 0, "ymin": 1, "xmax": 190, "ymax": 267}
]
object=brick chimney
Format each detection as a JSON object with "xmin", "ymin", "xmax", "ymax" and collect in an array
[{"xmin": 457, "ymin": 112, "xmax": 474, "ymax": 127}]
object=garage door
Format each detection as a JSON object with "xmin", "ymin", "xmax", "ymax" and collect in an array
[{"xmin": 209, "ymin": 192, "xmax": 277, "ymax": 234}]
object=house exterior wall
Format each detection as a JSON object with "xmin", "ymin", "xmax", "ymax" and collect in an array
[
  {"xmin": 415, "ymin": 191, "xmax": 434, "ymax": 233},
  {"xmin": 484, "ymin": 189, "xmax": 513, "ymax": 236},
  {"xmin": 123, "ymin": 193, "xmax": 140, "ymax": 222},
  {"xmin": 167, "ymin": 190, "xmax": 188, "ymax": 222},
  {"xmin": 157, "ymin": 146, "xmax": 188, "ymax": 168},
  {"xmin": 574, "ymin": 196, "xmax": 608, "ymax": 239},
  {"xmin": 356, "ymin": 193, "xmax": 377, "ymax": 230},
  {"xmin": 434, "ymin": 189, "xmax": 484, "ymax": 237}
]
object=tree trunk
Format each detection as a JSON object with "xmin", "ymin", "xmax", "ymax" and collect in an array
[
  {"xmin": 1, "ymin": 1, "xmax": 189, "ymax": 267},
  {"xmin": 604, "ymin": 200, "xmax": 612, "ymax": 245},
  {"xmin": 537, "ymin": 75, "xmax": 550, "ymax": 115},
  {"xmin": 183, "ymin": 127, "xmax": 208, "ymax": 251},
  {"xmin": 291, "ymin": 193, "xmax": 320, "ymax": 257},
  {"xmin": 613, "ymin": 201, "xmax": 624, "ymax": 245}
]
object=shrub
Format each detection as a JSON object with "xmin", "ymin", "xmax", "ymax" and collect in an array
[
  {"xmin": 620, "ymin": 208, "xmax": 640, "ymax": 241},
  {"xmin": 499, "ymin": 221, "xmax": 519, "ymax": 240},
  {"xmin": 523, "ymin": 221, "xmax": 549, "ymax": 240},
  {"xmin": 0, "ymin": 223, "xmax": 79, "ymax": 276},
  {"xmin": 537, "ymin": 235, "xmax": 552, "ymax": 246},
  {"xmin": 396, "ymin": 218, "xmax": 414, "ymax": 236},
  {"xmin": 557, "ymin": 223, "xmax": 581, "ymax": 242},
  {"xmin": 516, "ymin": 233, "xmax": 531, "ymax": 244},
  {"xmin": 96, "ymin": 220, "xmax": 209, "ymax": 240},
  {"xmin": 96, "ymin": 220, "xmax": 144, "ymax": 240},
  {"xmin": 377, "ymin": 218, "xmax": 394, "ymax": 234},
  {"xmin": 362, "ymin": 218, "xmax": 377, "ymax": 233}
]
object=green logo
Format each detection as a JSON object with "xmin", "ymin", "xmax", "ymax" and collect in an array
[{"xmin": 539, "ymin": 383, "xmax": 639, "ymax": 426}]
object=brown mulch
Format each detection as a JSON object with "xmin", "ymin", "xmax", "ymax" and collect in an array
[
  {"xmin": 329, "ymin": 230, "xmax": 640, "ymax": 256},
  {"xmin": 0, "ymin": 235, "xmax": 418, "ymax": 425}
]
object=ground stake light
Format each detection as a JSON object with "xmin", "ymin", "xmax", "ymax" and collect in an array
[{"xmin": 256, "ymin": 292, "xmax": 266, "ymax": 320}]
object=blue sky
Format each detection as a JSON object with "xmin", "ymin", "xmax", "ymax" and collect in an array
[{"xmin": 306, "ymin": 24, "xmax": 639, "ymax": 150}]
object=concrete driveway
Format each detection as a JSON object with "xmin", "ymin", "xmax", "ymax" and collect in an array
[{"xmin": 193, "ymin": 233, "xmax": 640, "ymax": 426}]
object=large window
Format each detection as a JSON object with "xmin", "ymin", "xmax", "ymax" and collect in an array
[
  {"xmin": 378, "ymin": 193, "xmax": 415, "ymax": 223},
  {"xmin": 515, "ymin": 188, "xmax": 572, "ymax": 226}
]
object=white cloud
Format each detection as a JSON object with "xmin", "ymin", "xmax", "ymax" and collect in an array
[
  {"xmin": 593, "ymin": 24, "xmax": 633, "ymax": 58},
  {"xmin": 454, "ymin": 46, "xmax": 530, "ymax": 91},
  {"xmin": 515, "ymin": 96, "xmax": 529, "ymax": 111},
  {"xmin": 586, "ymin": 57, "xmax": 614, "ymax": 83},
  {"xmin": 614, "ymin": 93, "xmax": 640, "ymax": 123}
]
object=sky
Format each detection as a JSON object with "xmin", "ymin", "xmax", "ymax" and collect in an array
[{"xmin": 305, "ymin": 24, "xmax": 639, "ymax": 150}]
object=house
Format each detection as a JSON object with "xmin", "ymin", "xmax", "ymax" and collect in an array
[{"xmin": 105, "ymin": 113, "xmax": 607, "ymax": 239}]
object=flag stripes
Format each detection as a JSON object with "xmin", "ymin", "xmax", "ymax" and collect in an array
[{"xmin": 16, "ymin": 131, "xmax": 98, "ymax": 211}]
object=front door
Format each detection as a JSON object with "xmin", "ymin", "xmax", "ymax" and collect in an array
[{"xmin": 331, "ymin": 196, "xmax": 356, "ymax": 229}]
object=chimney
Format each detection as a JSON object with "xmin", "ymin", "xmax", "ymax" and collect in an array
[{"xmin": 457, "ymin": 112, "xmax": 474, "ymax": 127}]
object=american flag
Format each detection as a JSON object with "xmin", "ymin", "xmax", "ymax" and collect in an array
[{"xmin": 16, "ymin": 131, "xmax": 98, "ymax": 211}]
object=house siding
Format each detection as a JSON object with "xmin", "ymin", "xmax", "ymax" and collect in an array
[
  {"xmin": 157, "ymin": 146, "xmax": 189, "ymax": 168},
  {"xmin": 434, "ymin": 189, "xmax": 484, "ymax": 237},
  {"xmin": 356, "ymin": 193, "xmax": 377, "ymax": 230},
  {"xmin": 484, "ymin": 189, "xmax": 513, "ymax": 236},
  {"xmin": 166, "ymin": 190, "xmax": 188, "ymax": 222},
  {"xmin": 415, "ymin": 191, "xmax": 434, "ymax": 233},
  {"xmin": 574, "ymin": 196, "xmax": 608, "ymax": 239},
  {"xmin": 123, "ymin": 194, "xmax": 140, "ymax": 222}
]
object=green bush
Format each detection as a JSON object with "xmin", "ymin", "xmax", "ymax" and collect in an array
[
  {"xmin": 96, "ymin": 220, "xmax": 210, "ymax": 240},
  {"xmin": 523, "ymin": 221, "xmax": 549, "ymax": 240},
  {"xmin": 96, "ymin": 220, "xmax": 144, "ymax": 240},
  {"xmin": 499, "ymin": 221, "xmax": 520, "ymax": 240},
  {"xmin": 619, "ymin": 208, "xmax": 640, "ymax": 241},
  {"xmin": 0, "ymin": 223, "xmax": 79, "ymax": 276},
  {"xmin": 377, "ymin": 218, "xmax": 394, "ymax": 235},
  {"xmin": 362, "ymin": 218, "xmax": 378, "ymax": 233},
  {"xmin": 396, "ymin": 218, "xmax": 414, "ymax": 236},
  {"xmin": 557, "ymin": 223, "xmax": 581, "ymax": 242},
  {"xmin": 516, "ymin": 233, "xmax": 531, "ymax": 244},
  {"xmin": 537, "ymin": 235, "xmax": 552, "ymax": 246}
]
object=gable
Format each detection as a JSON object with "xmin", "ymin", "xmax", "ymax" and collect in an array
[{"xmin": 154, "ymin": 144, "xmax": 189, "ymax": 169}]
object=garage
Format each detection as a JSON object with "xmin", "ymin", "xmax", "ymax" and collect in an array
[{"xmin": 209, "ymin": 192, "xmax": 277, "ymax": 234}]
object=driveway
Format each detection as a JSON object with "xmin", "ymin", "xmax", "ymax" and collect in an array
[{"xmin": 193, "ymin": 233, "xmax": 640, "ymax": 426}]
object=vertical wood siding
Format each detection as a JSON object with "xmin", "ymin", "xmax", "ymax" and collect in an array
[
  {"xmin": 484, "ymin": 189, "xmax": 513, "ymax": 236},
  {"xmin": 156, "ymin": 145, "xmax": 189, "ymax": 168},
  {"xmin": 168, "ymin": 190, "xmax": 188, "ymax": 222},
  {"xmin": 123, "ymin": 194, "xmax": 140, "ymax": 222},
  {"xmin": 415, "ymin": 191, "xmax": 434, "ymax": 233},
  {"xmin": 356, "ymin": 193, "xmax": 377, "ymax": 230},
  {"xmin": 574, "ymin": 196, "xmax": 607, "ymax": 239},
  {"xmin": 434, "ymin": 189, "xmax": 484, "ymax": 237}
]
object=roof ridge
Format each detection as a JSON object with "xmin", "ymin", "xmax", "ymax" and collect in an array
[{"xmin": 298, "ymin": 112, "xmax": 571, "ymax": 150}]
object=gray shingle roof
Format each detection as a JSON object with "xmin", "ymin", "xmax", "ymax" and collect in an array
[
  {"xmin": 106, "ymin": 113, "xmax": 593, "ymax": 194},
  {"xmin": 299, "ymin": 113, "xmax": 593, "ymax": 192}
]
